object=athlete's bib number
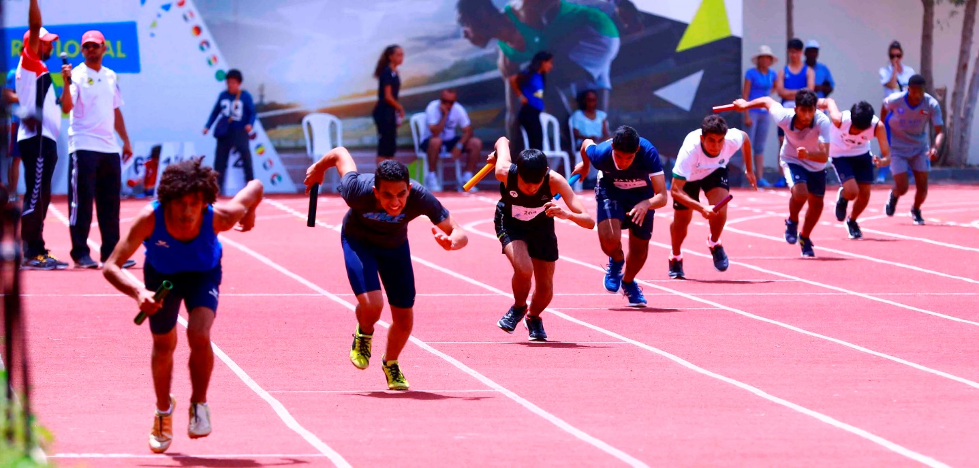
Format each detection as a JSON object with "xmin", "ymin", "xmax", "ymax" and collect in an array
[
  {"xmin": 511, "ymin": 205, "xmax": 545, "ymax": 221},
  {"xmin": 613, "ymin": 179, "xmax": 647, "ymax": 190}
]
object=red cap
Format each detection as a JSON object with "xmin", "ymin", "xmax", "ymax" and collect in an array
[
  {"xmin": 22, "ymin": 27, "xmax": 59, "ymax": 43},
  {"xmin": 81, "ymin": 30, "xmax": 105, "ymax": 46}
]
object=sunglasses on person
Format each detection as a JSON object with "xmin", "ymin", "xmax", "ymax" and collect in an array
[
  {"xmin": 440, "ymin": 99, "xmax": 455, "ymax": 106},
  {"xmin": 82, "ymin": 43, "xmax": 102, "ymax": 50},
  {"xmin": 890, "ymin": 53, "xmax": 902, "ymax": 59}
]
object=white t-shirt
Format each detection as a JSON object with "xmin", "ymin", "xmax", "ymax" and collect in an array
[
  {"xmin": 68, "ymin": 64, "xmax": 124, "ymax": 154},
  {"xmin": 770, "ymin": 103, "xmax": 832, "ymax": 171},
  {"xmin": 15, "ymin": 48, "xmax": 61, "ymax": 142},
  {"xmin": 879, "ymin": 64, "xmax": 916, "ymax": 99},
  {"xmin": 420, "ymin": 100, "xmax": 470, "ymax": 141},
  {"xmin": 829, "ymin": 110, "xmax": 879, "ymax": 158},
  {"xmin": 673, "ymin": 129, "xmax": 744, "ymax": 182}
]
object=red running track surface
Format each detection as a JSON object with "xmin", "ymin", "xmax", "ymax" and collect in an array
[{"xmin": 23, "ymin": 185, "xmax": 979, "ymax": 467}]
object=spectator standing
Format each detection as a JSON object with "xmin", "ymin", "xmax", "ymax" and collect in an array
[
  {"xmin": 203, "ymin": 69, "xmax": 256, "ymax": 195},
  {"xmin": 804, "ymin": 40, "xmax": 835, "ymax": 98},
  {"xmin": 372, "ymin": 45, "xmax": 405, "ymax": 165},
  {"xmin": 879, "ymin": 41, "xmax": 915, "ymax": 98},
  {"xmin": 743, "ymin": 45, "xmax": 777, "ymax": 187}
]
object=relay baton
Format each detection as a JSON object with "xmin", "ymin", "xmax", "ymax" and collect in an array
[
  {"xmin": 712, "ymin": 194, "xmax": 734, "ymax": 213},
  {"xmin": 712, "ymin": 104, "xmax": 736, "ymax": 113},
  {"xmin": 134, "ymin": 280, "xmax": 173, "ymax": 326},
  {"xmin": 554, "ymin": 173, "xmax": 581, "ymax": 200},
  {"xmin": 307, "ymin": 183, "xmax": 319, "ymax": 227},
  {"xmin": 464, "ymin": 162, "xmax": 495, "ymax": 192}
]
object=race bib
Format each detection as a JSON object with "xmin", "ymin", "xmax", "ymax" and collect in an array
[
  {"xmin": 511, "ymin": 205, "xmax": 545, "ymax": 221},
  {"xmin": 612, "ymin": 179, "xmax": 647, "ymax": 190}
]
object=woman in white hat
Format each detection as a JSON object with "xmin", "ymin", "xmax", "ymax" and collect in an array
[{"xmin": 743, "ymin": 45, "xmax": 777, "ymax": 187}]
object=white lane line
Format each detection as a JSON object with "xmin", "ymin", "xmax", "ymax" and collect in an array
[
  {"xmin": 268, "ymin": 200, "xmax": 950, "ymax": 466},
  {"xmin": 48, "ymin": 207, "xmax": 353, "ymax": 468},
  {"xmin": 268, "ymin": 389, "xmax": 499, "ymax": 394},
  {"xmin": 52, "ymin": 453, "xmax": 327, "ymax": 459},
  {"xmin": 464, "ymin": 220, "xmax": 979, "ymax": 388},
  {"xmin": 218, "ymin": 234, "xmax": 648, "ymax": 468},
  {"xmin": 407, "ymin": 245, "xmax": 951, "ymax": 468}
]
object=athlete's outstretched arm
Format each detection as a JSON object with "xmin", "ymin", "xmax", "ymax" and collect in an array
[
  {"xmin": 874, "ymin": 122, "xmax": 891, "ymax": 167},
  {"xmin": 304, "ymin": 146, "xmax": 358, "ymax": 194},
  {"xmin": 547, "ymin": 172, "xmax": 595, "ymax": 230},
  {"xmin": 492, "ymin": 136, "xmax": 512, "ymax": 183},
  {"xmin": 213, "ymin": 180, "xmax": 264, "ymax": 233},
  {"xmin": 740, "ymin": 131, "xmax": 757, "ymax": 189},
  {"xmin": 819, "ymin": 98, "xmax": 843, "ymax": 126},
  {"xmin": 432, "ymin": 215, "xmax": 468, "ymax": 251},
  {"xmin": 733, "ymin": 96, "xmax": 778, "ymax": 112},
  {"xmin": 103, "ymin": 205, "xmax": 162, "ymax": 315},
  {"xmin": 573, "ymin": 139, "xmax": 595, "ymax": 177}
]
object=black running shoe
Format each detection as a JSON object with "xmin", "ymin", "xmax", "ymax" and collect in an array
[
  {"xmin": 74, "ymin": 255, "xmax": 98, "ymax": 269},
  {"xmin": 910, "ymin": 207, "xmax": 925, "ymax": 225},
  {"xmin": 497, "ymin": 306, "xmax": 528, "ymax": 334},
  {"xmin": 525, "ymin": 316, "xmax": 547, "ymax": 341},
  {"xmin": 846, "ymin": 218, "xmax": 862, "ymax": 239},
  {"xmin": 784, "ymin": 219, "xmax": 799, "ymax": 245},
  {"xmin": 709, "ymin": 244, "xmax": 729, "ymax": 272},
  {"xmin": 800, "ymin": 236, "xmax": 815, "ymax": 257},
  {"xmin": 834, "ymin": 187, "xmax": 848, "ymax": 222},
  {"xmin": 668, "ymin": 258, "xmax": 685, "ymax": 279},
  {"xmin": 884, "ymin": 192, "xmax": 897, "ymax": 217}
]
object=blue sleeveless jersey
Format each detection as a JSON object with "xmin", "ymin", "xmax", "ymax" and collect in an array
[
  {"xmin": 143, "ymin": 201, "xmax": 222, "ymax": 274},
  {"xmin": 782, "ymin": 64, "xmax": 809, "ymax": 104}
]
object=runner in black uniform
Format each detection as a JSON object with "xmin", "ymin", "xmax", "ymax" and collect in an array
[{"xmin": 491, "ymin": 137, "xmax": 594, "ymax": 341}]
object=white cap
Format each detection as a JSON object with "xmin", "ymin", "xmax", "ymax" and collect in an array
[{"xmin": 805, "ymin": 40, "xmax": 820, "ymax": 50}]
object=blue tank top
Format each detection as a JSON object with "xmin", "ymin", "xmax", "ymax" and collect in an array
[
  {"xmin": 782, "ymin": 64, "xmax": 809, "ymax": 103},
  {"xmin": 143, "ymin": 201, "xmax": 222, "ymax": 274},
  {"xmin": 745, "ymin": 68, "xmax": 776, "ymax": 114}
]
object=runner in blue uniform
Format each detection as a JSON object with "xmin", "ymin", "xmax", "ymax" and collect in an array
[{"xmin": 103, "ymin": 160, "xmax": 264, "ymax": 453}]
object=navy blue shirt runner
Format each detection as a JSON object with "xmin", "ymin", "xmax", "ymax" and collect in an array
[
  {"xmin": 339, "ymin": 172, "xmax": 449, "ymax": 249},
  {"xmin": 585, "ymin": 137, "xmax": 664, "ymax": 202},
  {"xmin": 497, "ymin": 164, "xmax": 553, "ymax": 228},
  {"xmin": 143, "ymin": 201, "xmax": 222, "ymax": 274}
]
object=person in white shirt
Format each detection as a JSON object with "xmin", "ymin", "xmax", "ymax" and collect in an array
[
  {"xmin": 61, "ymin": 30, "xmax": 135, "ymax": 270},
  {"xmin": 669, "ymin": 115, "xmax": 754, "ymax": 279},
  {"xmin": 879, "ymin": 41, "xmax": 915, "ymax": 98},
  {"xmin": 820, "ymin": 98, "xmax": 890, "ymax": 239},
  {"xmin": 16, "ymin": 0, "xmax": 67, "ymax": 270},
  {"xmin": 733, "ymin": 89, "xmax": 831, "ymax": 258},
  {"xmin": 420, "ymin": 89, "xmax": 482, "ymax": 191}
]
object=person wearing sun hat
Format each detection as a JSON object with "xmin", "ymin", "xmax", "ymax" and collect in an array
[
  {"xmin": 16, "ymin": 0, "xmax": 68, "ymax": 270},
  {"xmin": 60, "ymin": 29, "xmax": 136, "ymax": 270},
  {"xmin": 742, "ymin": 45, "xmax": 777, "ymax": 187}
]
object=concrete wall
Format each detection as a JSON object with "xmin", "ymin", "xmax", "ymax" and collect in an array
[{"xmin": 743, "ymin": 0, "xmax": 979, "ymax": 167}]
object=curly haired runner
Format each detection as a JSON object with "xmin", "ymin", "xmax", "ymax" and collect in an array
[{"xmin": 102, "ymin": 159, "xmax": 264, "ymax": 453}]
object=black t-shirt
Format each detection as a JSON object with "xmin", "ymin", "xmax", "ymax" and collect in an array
[
  {"xmin": 497, "ymin": 164, "xmax": 554, "ymax": 229},
  {"xmin": 376, "ymin": 66, "xmax": 400, "ymax": 110},
  {"xmin": 339, "ymin": 172, "xmax": 448, "ymax": 248}
]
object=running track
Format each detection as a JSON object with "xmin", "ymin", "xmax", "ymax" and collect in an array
[{"xmin": 24, "ymin": 185, "xmax": 979, "ymax": 467}]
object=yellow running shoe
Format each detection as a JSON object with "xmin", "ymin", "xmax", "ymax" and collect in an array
[
  {"xmin": 188, "ymin": 402, "xmax": 212, "ymax": 439},
  {"xmin": 349, "ymin": 325, "xmax": 372, "ymax": 370},
  {"xmin": 382, "ymin": 357, "xmax": 410, "ymax": 391},
  {"xmin": 149, "ymin": 395, "xmax": 175, "ymax": 453}
]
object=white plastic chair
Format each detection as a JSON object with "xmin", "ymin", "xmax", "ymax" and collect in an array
[
  {"xmin": 409, "ymin": 112, "xmax": 463, "ymax": 191},
  {"xmin": 521, "ymin": 112, "xmax": 572, "ymax": 180},
  {"xmin": 302, "ymin": 113, "xmax": 343, "ymax": 191}
]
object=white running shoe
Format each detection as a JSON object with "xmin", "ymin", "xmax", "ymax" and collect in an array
[
  {"xmin": 188, "ymin": 402, "xmax": 212, "ymax": 439},
  {"xmin": 424, "ymin": 172, "xmax": 442, "ymax": 192},
  {"xmin": 461, "ymin": 171, "xmax": 477, "ymax": 192},
  {"xmin": 149, "ymin": 395, "xmax": 175, "ymax": 453}
]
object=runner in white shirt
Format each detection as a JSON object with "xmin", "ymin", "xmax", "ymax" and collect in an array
[
  {"xmin": 60, "ymin": 30, "xmax": 135, "ymax": 270},
  {"xmin": 820, "ymin": 98, "xmax": 890, "ymax": 239},
  {"xmin": 669, "ymin": 115, "xmax": 754, "ymax": 279},
  {"xmin": 733, "ymin": 89, "xmax": 831, "ymax": 257},
  {"xmin": 16, "ymin": 0, "xmax": 67, "ymax": 270},
  {"xmin": 420, "ymin": 89, "xmax": 482, "ymax": 191}
]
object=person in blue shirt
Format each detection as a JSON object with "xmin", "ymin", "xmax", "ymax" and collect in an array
[
  {"xmin": 574, "ymin": 126, "xmax": 667, "ymax": 307},
  {"xmin": 203, "ymin": 69, "xmax": 256, "ymax": 195},
  {"xmin": 304, "ymin": 148, "xmax": 468, "ymax": 391},
  {"xmin": 4, "ymin": 69, "xmax": 21, "ymax": 202},
  {"xmin": 102, "ymin": 159, "xmax": 264, "ymax": 454},
  {"xmin": 490, "ymin": 137, "xmax": 594, "ymax": 341},
  {"xmin": 510, "ymin": 51, "xmax": 553, "ymax": 151},
  {"xmin": 804, "ymin": 40, "xmax": 835, "ymax": 98},
  {"xmin": 743, "ymin": 45, "xmax": 777, "ymax": 188}
]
